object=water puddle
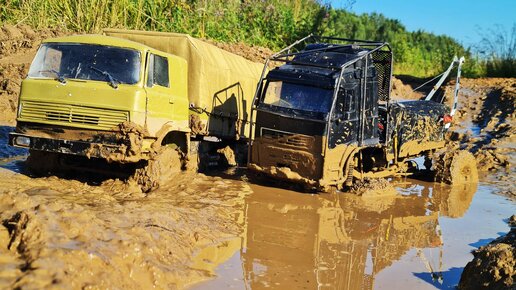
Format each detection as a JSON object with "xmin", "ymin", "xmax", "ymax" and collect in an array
[{"xmin": 190, "ymin": 179, "xmax": 515, "ymax": 290}]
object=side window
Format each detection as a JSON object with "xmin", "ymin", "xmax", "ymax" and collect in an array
[
  {"xmin": 344, "ymin": 89, "xmax": 356, "ymax": 112},
  {"xmin": 147, "ymin": 54, "xmax": 169, "ymax": 88}
]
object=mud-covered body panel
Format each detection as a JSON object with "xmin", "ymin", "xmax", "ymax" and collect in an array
[
  {"xmin": 250, "ymin": 110, "xmax": 326, "ymax": 182},
  {"xmin": 386, "ymin": 100, "xmax": 449, "ymax": 159}
]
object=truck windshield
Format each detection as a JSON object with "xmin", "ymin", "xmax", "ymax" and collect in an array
[
  {"xmin": 28, "ymin": 43, "xmax": 141, "ymax": 84},
  {"xmin": 262, "ymin": 81, "xmax": 333, "ymax": 113}
]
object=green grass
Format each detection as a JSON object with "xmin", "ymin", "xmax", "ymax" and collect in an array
[
  {"xmin": 1, "ymin": 0, "xmax": 322, "ymax": 50},
  {"xmin": 2, "ymin": 0, "xmax": 513, "ymax": 77}
]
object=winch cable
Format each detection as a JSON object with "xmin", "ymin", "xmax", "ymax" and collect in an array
[{"xmin": 424, "ymin": 56, "xmax": 460, "ymax": 102}]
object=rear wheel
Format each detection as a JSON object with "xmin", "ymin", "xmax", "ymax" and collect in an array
[{"xmin": 434, "ymin": 149, "xmax": 478, "ymax": 184}]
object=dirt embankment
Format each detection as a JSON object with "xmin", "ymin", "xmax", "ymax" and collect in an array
[
  {"xmin": 459, "ymin": 216, "xmax": 516, "ymax": 289},
  {"xmin": 205, "ymin": 39, "xmax": 273, "ymax": 64},
  {"xmin": 390, "ymin": 76, "xmax": 426, "ymax": 100}
]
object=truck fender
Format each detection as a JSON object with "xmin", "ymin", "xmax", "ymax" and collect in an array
[{"xmin": 153, "ymin": 124, "xmax": 190, "ymax": 154}]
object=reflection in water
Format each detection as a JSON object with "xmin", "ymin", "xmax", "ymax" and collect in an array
[{"xmin": 238, "ymin": 181, "xmax": 477, "ymax": 290}]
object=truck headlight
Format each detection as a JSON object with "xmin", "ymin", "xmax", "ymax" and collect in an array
[{"xmin": 14, "ymin": 136, "xmax": 30, "ymax": 147}]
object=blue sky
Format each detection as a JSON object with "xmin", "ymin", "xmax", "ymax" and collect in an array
[{"xmin": 330, "ymin": 0, "xmax": 515, "ymax": 48}]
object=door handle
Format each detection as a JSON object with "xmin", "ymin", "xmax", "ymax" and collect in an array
[{"xmin": 169, "ymin": 98, "xmax": 174, "ymax": 104}]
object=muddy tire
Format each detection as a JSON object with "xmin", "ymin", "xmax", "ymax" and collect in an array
[
  {"xmin": 434, "ymin": 150, "xmax": 478, "ymax": 185},
  {"xmin": 130, "ymin": 146, "xmax": 183, "ymax": 193},
  {"xmin": 25, "ymin": 150, "xmax": 61, "ymax": 176}
]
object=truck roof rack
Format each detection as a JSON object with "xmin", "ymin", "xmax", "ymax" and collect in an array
[
  {"xmin": 257, "ymin": 35, "xmax": 394, "ymax": 103},
  {"xmin": 269, "ymin": 34, "xmax": 391, "ymax": 62}
]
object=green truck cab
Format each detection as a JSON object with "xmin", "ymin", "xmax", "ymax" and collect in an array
[
  {"xmin": 9, "ymin": 31, "xmax": 263, "ymax": 191},
  {"xmin": 11, "ymin": 35, "xmax": 190, "ymax": 159}
]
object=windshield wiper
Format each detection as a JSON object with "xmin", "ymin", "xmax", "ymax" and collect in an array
[
  {"xmin": 89, "ymin": 66, "xmax": 120, "ymax": 89},
  {"xmin": 38, "ymin": 69, "xmax": 67, "ymax": 84}
]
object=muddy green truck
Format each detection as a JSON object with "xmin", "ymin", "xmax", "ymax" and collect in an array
[
  {"xmin": 248, "ymin": 35, "xmax": 476, "ymax": 191},
  {"xmin": 9, "ymin": 29, "xmax": 262, "ymax": 191}
]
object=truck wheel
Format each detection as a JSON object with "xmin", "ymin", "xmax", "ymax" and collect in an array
[
  {"xmin": 434, "ymin": 150, "xmax": 478, "ymax": 184},
  {"xmin": 130, "ymin": 146, "xmax": 183, "ymax": 193},
  {"xmin": 25, "ymin": 150, "xmax": 61, "ymax": 176}
]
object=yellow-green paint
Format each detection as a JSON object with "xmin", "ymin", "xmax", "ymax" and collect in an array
[{"xmin": 18, "ymin": 34, "xmax": 190, "ymax": 136}]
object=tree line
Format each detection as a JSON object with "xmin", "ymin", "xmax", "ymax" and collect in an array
[{"xmin": 1, "ymin": 0, "xmax": 513, "ymax": 77}]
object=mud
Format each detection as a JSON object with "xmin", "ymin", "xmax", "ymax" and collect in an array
[
  {"xmin": 130, "ymin": 146, "xmax": 183, "ymax": 193},
  {"xmin": 216, "ymin": 146, "xmax": 236, "ymax": 166},
  {"xmin": 445, "ymin": 78, "xmax": 515, "ymax": 171},
  {"xmin": 87, "ymin": 121, "xmax": 151, "ymax": 163},
  {"xmin": 0, "ymin": 166, "xmax": 252, "ymax": 289},
  {"xmin": 350, "ymin": 177, "xmax": 397, "ymax": 196},
  {"xmin": 459, "ymin": 220, "xmax": 516, "ymax": 289}
]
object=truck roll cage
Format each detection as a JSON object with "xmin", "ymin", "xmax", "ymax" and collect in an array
[{"xmin": 249, "ymin": 34, "xmax": 394, "ymax": 147}]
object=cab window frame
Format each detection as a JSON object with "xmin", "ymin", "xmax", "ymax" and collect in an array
[{"xmin": 147, "ymin": 53, "xmax": 170, "ymax": 88}]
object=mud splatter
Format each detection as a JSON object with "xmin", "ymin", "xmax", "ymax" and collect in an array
[
  {"xmin": 130, "ymin": 146, "xmax": 183, "ymax": 193},
  {"xmin": 217, "ymin": 146, "xmax": 236, "ymax": 166},
  {"xmin": 350, "ymin": 177, "xmax": 397, "ymax": 196},
  {"xmin": 86, "ymin": 121, "xmax": 151, "ymax": 163}
]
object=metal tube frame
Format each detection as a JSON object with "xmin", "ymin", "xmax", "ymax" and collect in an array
[{"xmin": 248, "ymin": 35, "xmax": 393, "ymax": 163}]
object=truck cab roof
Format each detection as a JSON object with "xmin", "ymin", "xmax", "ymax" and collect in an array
[
  {"xmin": 43, "ymin": 34, "xmax": 153, "ymax": 52},
  {"xmin": 266, "ymin": 43, "xmax": 377, "ymax": 88}
]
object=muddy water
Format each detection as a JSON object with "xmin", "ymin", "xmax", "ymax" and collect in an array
[
  {"xmin": 0, "ymin": 158, "xmax": 252, "ymax": 289},
  {"xmin": 0, "ymin": 154, "xmax": 514, "ymax": 289},
  {"xmin": 190, "ymin": 179, "xmax": 515, "ymax": 290}
]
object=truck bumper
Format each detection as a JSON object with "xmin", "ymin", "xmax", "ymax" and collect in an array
[
  {"xmin": 247, "ymin": 162, "xmax": 324, "ymax": 189},
  {"xmin": 9, "ymin": 132, "xmax": 134, "ymax": 161}
]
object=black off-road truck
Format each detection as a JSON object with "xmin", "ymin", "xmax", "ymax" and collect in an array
[{"xmin": 248, "ymin": 35, "xmax": 475, "ymax": 191}]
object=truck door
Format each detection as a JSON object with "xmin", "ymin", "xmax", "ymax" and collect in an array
[
  {"xmin": 145, "ymin": 52, "xmax": 175, "ymax": 133},
  {"xmin": 329, "ymin": 80, "xmax": 360, "ymax": 148},
  {"xmin": 358, "ymin": 60, "xmax": 379, "ymax": 146}
]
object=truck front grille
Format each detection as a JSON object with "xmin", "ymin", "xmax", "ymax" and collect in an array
[
  {"xmin": 261, "ymin": 128, "xmax": 315, "ymax": 151},
  {"xmin": 19, "ymin": 101, "xmax": 128, "ymax": 130}
]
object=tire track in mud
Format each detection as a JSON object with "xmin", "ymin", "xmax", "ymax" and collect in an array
[{"xmin": 0, "ymin": 165, "xmax": 251, "ymax": 289}]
